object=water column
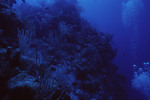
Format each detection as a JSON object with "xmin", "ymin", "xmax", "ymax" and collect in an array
[{"xmin": 122, "ymin": 0, "xmax": 144, "ymax": 63}]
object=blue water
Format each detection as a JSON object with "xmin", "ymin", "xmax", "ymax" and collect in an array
[{"xmin": 79, "ymin": 0, "xmax": 150, "ymax": 99}]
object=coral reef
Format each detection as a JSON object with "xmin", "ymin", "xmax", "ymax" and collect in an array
[{"xmin": 0, "ymin": 0, "xmax": 127, "ymax": 100}]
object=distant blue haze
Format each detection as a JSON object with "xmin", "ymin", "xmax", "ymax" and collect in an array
[{"xmin": 78, "ymin": 0, "xmax": 150, "ymax": 99}]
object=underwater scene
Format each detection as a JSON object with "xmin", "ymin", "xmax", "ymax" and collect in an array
[{"xmin": 0, "ymin": 0, "xmax": 150, "ymax": 100}]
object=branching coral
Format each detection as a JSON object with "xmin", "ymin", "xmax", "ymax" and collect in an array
[{"xmin": 17, "ymin": 29, "xmax": 33, "ymax": 54}]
